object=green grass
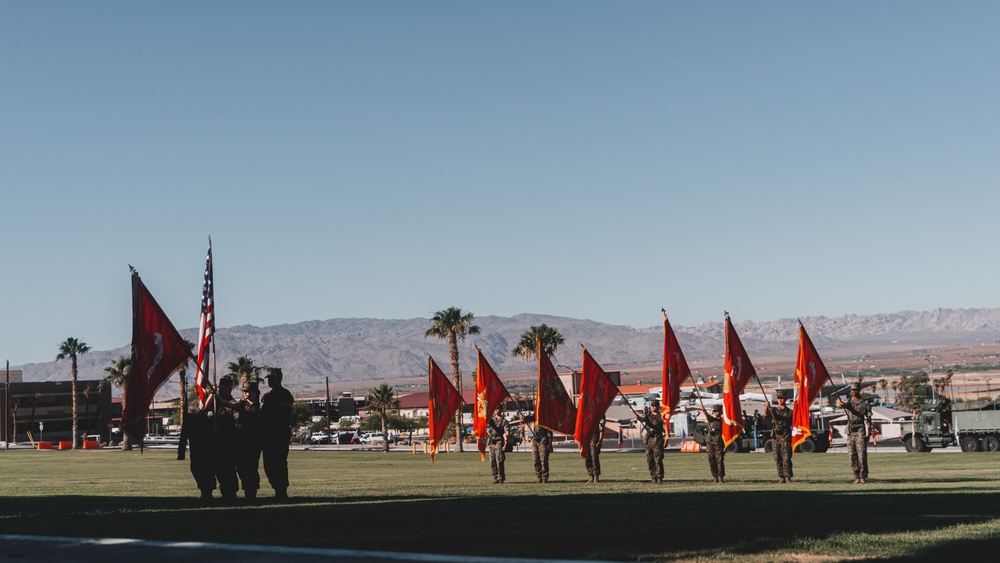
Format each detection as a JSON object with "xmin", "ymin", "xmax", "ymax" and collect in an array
[{"xmin": 2, "ymin": 448, "xmax": 1000, "ymax": 561}]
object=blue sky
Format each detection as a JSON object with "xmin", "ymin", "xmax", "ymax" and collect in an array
[{"xmin": 3, "ymin": 2, "xmax": 998, "ymax": 366}]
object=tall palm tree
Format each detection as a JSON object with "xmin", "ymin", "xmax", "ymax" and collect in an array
[
  {"xmin": 56, "ymin": 337, "xmax": 91, "ymax": 449},
  {"xmin": 425, "ymin": 307, "xmax": 480, "ymax": 452},
  {"xmin": 879, "ymin": 379, "xmax": 888, "ymax": 403},
  {"xmin": 511, "ymin": 324, "xmax": 565, "ymax": 361},
  {"xmin": 103, "ymin": 355, "xmax": 131, "ymax": 450},
  {"xmin": 227, "ymin": 355, "xmax": 263, "ymax": 390},
  {"xmin": 368, "ymin": 383, "xmax": 398, "ymax": 453}
]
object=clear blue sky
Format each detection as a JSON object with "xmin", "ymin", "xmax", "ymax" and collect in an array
[{"xmin": 3, "ymin": 2, "xmax": 998, "ymax": 366}]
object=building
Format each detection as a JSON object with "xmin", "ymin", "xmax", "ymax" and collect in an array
[{"xmin": 2, "ymin": 379, "xmax": 113, "ymax": 444}]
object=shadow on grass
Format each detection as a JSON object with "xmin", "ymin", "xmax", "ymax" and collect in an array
[{"xmin": 3, "ymin": 489, "xmax": 999, "ymax": 561}]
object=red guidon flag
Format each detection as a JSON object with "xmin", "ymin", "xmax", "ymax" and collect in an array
[
  {"xmin": 473, "ymin": 349, "xmax": 511, "ymax": 461},
  {"xmin": 536, "ymin": 337, "xmax": 576, "ymax": 435},
  {"xmin": 792, "ymin": 322, "xmax": 830, "ymax": 451},
  {"xmin": 428, "ymin": 356, "xmax": 463, "ymax": 463},
  {"xmin": 661, "ymin": 312, "xmax": 692, "ymax": 422},
  {"xmin": 574, "ymin": 347, "xmax": 619, "ymax": 459},
  {"xmin": 721, "ymin": 314, "xmax": 757, "ymax": 447},
  {"xmin": 123, "ymin": 270, "xmax": 194, "ymax": 445}
]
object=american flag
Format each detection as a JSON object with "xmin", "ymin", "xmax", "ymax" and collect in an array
[{"xmin": 195, "ymin": 238, "xmax": 214, "ymax": 407}]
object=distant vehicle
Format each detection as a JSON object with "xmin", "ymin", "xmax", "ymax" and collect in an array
[
  {"xmin": 309, "ymin": 432, "xmax": 330, "ymax": 444},
  {"xmin": 902, "ymin": 397, "xmax": 1000, "ymax": 452}
]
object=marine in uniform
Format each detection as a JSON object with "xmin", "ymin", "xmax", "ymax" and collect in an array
[
  {"xmin": 767, "ymin": 390, "xmax": 793, "ymax": 483},
  {"xmin": 261, "ymin": 367, "xmax": 294, "ymax": 500},
  {"xmin": 637, "ymin": 399, "xmax": 666, "ymax": 484},
  {"xmin": 705, "ymin": 404, "xmax": 726, "ymax": 483},
  {"xmin": 528, "ymin": 416, "xmax": 552, "ymax": 483},
  {"xmin": 486, "ymin": 405, "xmax": 510, "ymax": 484},
  {"xmin": 585, "ymin": 418, "xmax": 606, "ymax": 484},
  {"xmin": 839, "ymin": 382, "xmax": 872, "ymax": 483},
  {"xmin": 234, "ymin": 380, "xmax": 263, "ymax": 501}
]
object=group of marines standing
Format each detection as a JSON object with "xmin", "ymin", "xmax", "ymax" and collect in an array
[
  {"xmin": 484, "ymin": 383, "xmax": 873, "ymax": 485},
  {"xmin": 185, "ymin": 367, "xmax": 295, "ymax": 502}
]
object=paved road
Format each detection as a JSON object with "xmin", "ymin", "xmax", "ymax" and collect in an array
[{"xmin": 0, "ymin": 535, "xmax": 604, "ymax": 563}]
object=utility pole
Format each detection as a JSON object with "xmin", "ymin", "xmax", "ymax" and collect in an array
[
  {"xmin": 325, "ymin": 377, "xmax": 332, "ymax": 447},
  {"xmin": 5, "ymin": 360, "xmax": 9, "ymax": 450}
]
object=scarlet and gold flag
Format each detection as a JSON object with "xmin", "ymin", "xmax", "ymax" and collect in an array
[
  {"xmin": 123, "ymin": 270, "xmax": 194, "ymax": 445},
  {"xmin": 473, "ymin": 349, "xmax": 511, "ymax": 461},
  {"xmin": 428, "ymin": 356, "xmax": 463, "ymax": 463},
  {"xmin": 792, "ymin": 322, "xmax": 830, "ymax": 451},
  {"xmin": 536, "ymin": 338, "xmax": 576, "ymax": 435},
  {"xmin": 574, "ymin": 347, "xmax": 619, "ymax": 458},
  {"xmin": 661, "ymin": 312, "xmax": 692, "ymax": 422},
  {"xmin": 721, "ymin": 314, "xmax": 757, "ymax": 447}
]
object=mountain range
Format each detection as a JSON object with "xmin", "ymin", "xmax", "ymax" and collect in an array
[{"xmin": 15, "ymin": 308, "xmax": 1000, "ymax": 395}]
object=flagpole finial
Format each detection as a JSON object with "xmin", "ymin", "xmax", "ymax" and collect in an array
[
  {"xmin": 724, "ymin": 310, "xmax": 730, "ymax": 319},
  {"xmin": 128, "ymin": 264, "xmax": 136, "ymax": 274},
  {"xmin": 661, "ymin": 307, "xmax": 667, "ymax": 316}
]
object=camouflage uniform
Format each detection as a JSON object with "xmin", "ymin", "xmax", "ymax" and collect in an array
[
  {"xmin": 531, "ymin": 424, "xmax": 552, "ymax": 483},
  {"xmin": 202, "ymin": 388, "xmax": 239, "ymax": 501},
  {"xmin": 486, "ymin": 412, "xmax": 510, "ymax": 483},
  {"xmin": 844, "ymin": 392, "xmax": 872, "ymax": 483},
  {"xmin": 585, "ymin": 419, "xmax": 606, "ymax": 483},
  {"xmin": 769, "ymin": 402, "xmax": 793, "ymax": 482},
  {"xmin": 638, "ymin": 406, "xmax": 665, "ymax": 483},
  {"xmin": 705, "ymin": 410, "xmax": 725, "ymax": 482}
]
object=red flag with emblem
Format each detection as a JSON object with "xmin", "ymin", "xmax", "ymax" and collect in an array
[
  {"xmin": 574, "ymin": 347, "xmax": 619, "ymax": 458},
  {"xmin": 535, "ymin": 338, "xmax": 577, "ymax": 435},
  {"xmin": 428, "ymin": 356, "xmax": 463, "ymax": 463},
  {"xmin": 123, "ymin": 270, "xmax": 194, "ymax": 445},
  {"xmin": 721, "ymin": 314, "xmax": 757, "ymax": 447},
  {"xmin": 473, "ymin": 349, "xmax": 511, "ymax": 461},
  {"xmin": 661, "ymin": 312, "xmax": 692, "ymax": 422},
  {"xmin": 792, "ymin": 322, "xmax": 830, "ymax": 451}
]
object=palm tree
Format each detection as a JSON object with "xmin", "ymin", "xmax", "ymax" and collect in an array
[
  {"xmin": 879, "ymin": 379, "xmax": 888, "ymax": 403},
  {"xmin": 368, "ymin": 383, "xmax": 398, "ymax": 453},
  {"xmin": 227, "ymin": 355, "xmax": 263, "ymax": 390},
  {"xmin": 56, "ymin": 337, "xmax": 91, "ymax": 448},
  {"xmin": 425, "ymin": 307, "xmax": 480, "ymax": 452},
  {"xmin": 511, "ymin": 324, "xmax": 565, "ymax": 361},
  {"xmin": 102, "ymin": 355, "xmax": 131, "ymax": 450}
]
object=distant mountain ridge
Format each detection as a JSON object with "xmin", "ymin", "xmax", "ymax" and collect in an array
[{"xmin": 16, "ymin": 308, "xmax": 1000, "ymax": 387}]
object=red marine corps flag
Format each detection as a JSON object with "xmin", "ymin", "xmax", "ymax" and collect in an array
[
  {"xmin": 536, "ymin": 338, "xmax": 576, "ymax": 435},
  {"xmin": 721, "ymin": 313, "xmax": 757, "ymax": 448},
  {"xmin": 123, "ymin": 268, "xmax": 194, "ymax": 445},
  {"xmin": 473, "ymin": 349, "xmax": 511, "ymax": 461},
  {"xmin": 661, "ymin": 310, "xmax": 692, "ymax": 423},
  {"xmin": 428, "ymin": 356, "xmax": 463, "ymax": 463},
  {"xmin": 194, "ymin": 238, "xmax": 214, "ymax": 407},
  {"xmin": 792, "ymin": 322, "xmax": 830, "ymax": 451},
  {"xmin": 574, "ymin": 347, "xmax": 619, "ymax": 459}
]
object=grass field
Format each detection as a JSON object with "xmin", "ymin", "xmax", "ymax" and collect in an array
[{"xmin": 1, "ymin": 448, "xmax": 999, "ymax": 561}]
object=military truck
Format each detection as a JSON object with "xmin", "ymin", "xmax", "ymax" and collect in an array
[{"xmin": 901, "ymin": 398, "xmax": 1000, "ymax": 452}]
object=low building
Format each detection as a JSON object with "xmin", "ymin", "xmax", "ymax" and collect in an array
[{"xmin": 1, "ymin": 379, "xmax": 113, "ymax": 444}]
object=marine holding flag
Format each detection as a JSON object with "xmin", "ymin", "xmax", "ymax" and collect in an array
[
  {"xmin": 473, "ymin": 349, "xmax": 511, "ymax": 462},
  {"xmin": 575, "ymin": 347, "xmax": 617, "ymax": 484}
]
